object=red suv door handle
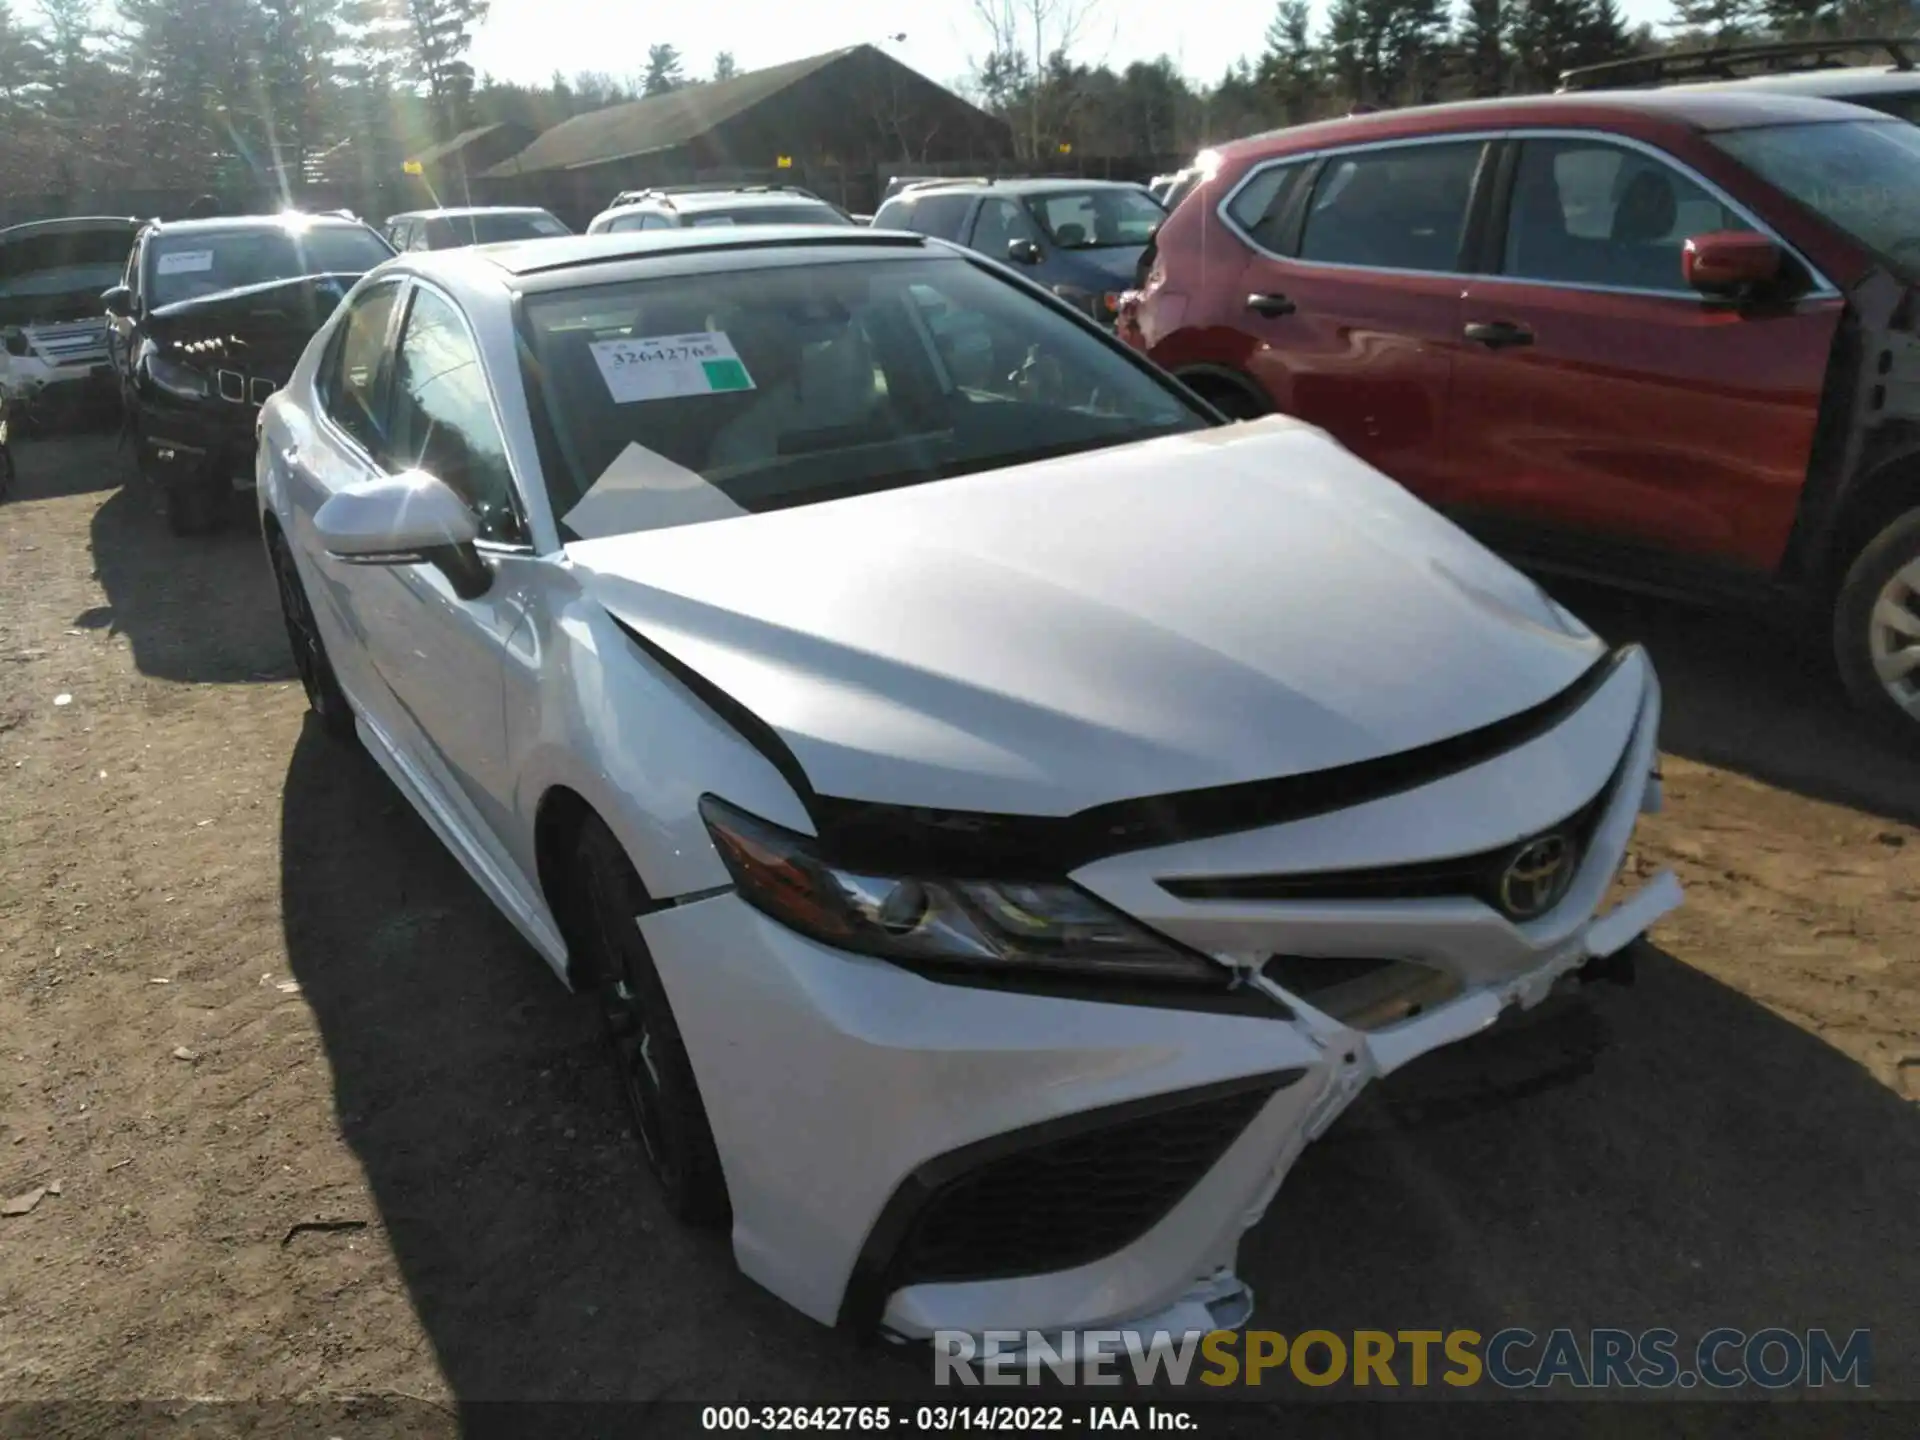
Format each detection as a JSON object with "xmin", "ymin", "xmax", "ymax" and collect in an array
[
  {"xmin": 1246, "ymin": 292, "xmax": 1297, "ymax": 317},
  {"xmin": 1463, "ymin": 320, "xmax": 1534, "ymax": 349}
]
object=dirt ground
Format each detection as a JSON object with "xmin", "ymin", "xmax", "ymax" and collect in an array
[{"xmin": 2, "ymin": 433, "xmax": 1919, "ymax": 1422}]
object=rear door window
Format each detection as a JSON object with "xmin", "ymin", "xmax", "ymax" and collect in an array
[
  {"xmin": 1298, "ymin": 140, "xmax": 1487, "ymax": 273},
  {"xmin": 899, "ymin": 193, "xmax": 974, "ymax": 241},
  {"xmin": 1502, "ymin": 137, "xmax": 1752, "ymax": 294}
]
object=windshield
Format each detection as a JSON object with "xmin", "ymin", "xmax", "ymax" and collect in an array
[
  {"xmin": 146, "ymin": 225, "xmax": 393, "ymax": 307},
  {"xmin": 0, "ymin": 229, "xmax": 135, "ymax": 297},
  {"xmin": 428, "ymin": 212, "xmax": 570, "ymax": 246},
  {"xmin": 1715, "ymin": 119, "xmax": 1920, "ymax": 278},
  {"xmin": 680, "ymin": 203, "xmax": 852, "ymax": 228},
  {"xmin": 1025, "ymin": 188, "xmax": 1165, "ymax": 249},
  {"xmin": 521, "ymin": 254, "xmax": 1206, "ymax": 540}
]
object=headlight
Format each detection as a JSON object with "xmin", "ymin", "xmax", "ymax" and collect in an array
[
  {"xmin": 145, "ymin": 351, "xmax": 209, "ymax": 400},
  {"xmin": 3, "ymin": 329, "xmax": 28, "ymax": 357},
  {"xmin": 698, "ymin": 795, "xmax": 1230, "ymax": 987}
]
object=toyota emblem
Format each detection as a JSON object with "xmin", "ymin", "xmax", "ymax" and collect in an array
[{"xmin": 1498, "ymin": 832, "xmax": 1577, "ymax": 920}]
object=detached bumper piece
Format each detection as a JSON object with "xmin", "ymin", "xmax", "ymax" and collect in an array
[{"xmin": 842, "ymin": 1071, "xmax": 1301, "ymax": 1338}]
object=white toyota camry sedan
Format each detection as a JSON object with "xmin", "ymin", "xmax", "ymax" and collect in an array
[{"xmin": 256, "ymin": 226, "xmax": 1682, "ymax": 1346}]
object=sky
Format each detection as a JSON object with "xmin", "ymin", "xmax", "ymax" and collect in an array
[{"xmin": 465, "ymin": 0, "xmax": 1677, "ymax": 96}]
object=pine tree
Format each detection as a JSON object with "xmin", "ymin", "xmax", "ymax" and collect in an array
[
  {"xmin": 1258, "ymin": 0, "xmax": 1321, "ymax": 122},
  {"xmin": 1666, "ymin": 0, "xmax": 1759, "ymax": 43},
  {"xmin": 1458, "ymin": 0, "xmax": 1510, "ymax": 96},
  {"xmin": 257, "ymin": 0, "xmax": 341, "ymax": 188},
  {"xmin": 713, "ymin": 50, "xmax": 737, "ymax": 82},
  {"xmin": 643, "ymin": 43, "xmax": 684, "ymax": 95},
  {"xmin": 0, "ymin": 0, "xmax": 43, "ymax": 110},
  {"xmin": 1324, "ymin": 0, "xmax": 1450, "ymax": 107}
]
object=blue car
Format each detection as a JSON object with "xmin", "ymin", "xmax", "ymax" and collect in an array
[{"xmin": 871, "ymin": 178, "xmax": 1165, "ymax": 326}]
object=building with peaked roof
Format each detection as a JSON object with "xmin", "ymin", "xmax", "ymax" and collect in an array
[
  {"xmin": 410, "ymin": 122, "xmax": 540, "ymax": 194},
  {"xmin": 477, "ymin": 46, "xmax": 1011, "ymax": 216}
]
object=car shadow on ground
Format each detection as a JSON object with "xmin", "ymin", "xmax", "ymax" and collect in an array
[
  {"xmin": 6, "ymin": 422, "xmax": 125, "ymax": 502},
  {"xmin": 1542, "ymin": 579, "xmax": 1920, "ymax": 829},
  {"xmin": 280, "ymin": 723, "xmax": 1920, "ymax": 1414},
  {"xmin": 81, "ymin": 443, "xmax": 293, "ymax": 685}
]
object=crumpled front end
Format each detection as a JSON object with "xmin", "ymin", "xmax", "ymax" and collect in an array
[{"xmin": 636, "ymin": 645, "xmax": 1680, "ymax": 1344}]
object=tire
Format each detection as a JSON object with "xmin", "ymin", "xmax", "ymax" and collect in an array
[
  {"xmin": 268, "ymin": 531, "xmax": 357, "ymax": 742},
  {"xmin": 0, "ymin": 443, "xmax": 13, "ymax": 504},
  {"xmin": 1833, "ymin": 506, "xmax": 1920, "ymax": 740},
  {"xmin": 1184, "ymin": 372, "xmax": 1270, "ymax": 422},
  {"xmin": 164, "ymin": 478, "xmax": 225, "ymax": 536},
  {"xmin": 572, "ymin": 816, "xmax": 730, "ymax": 1229}
]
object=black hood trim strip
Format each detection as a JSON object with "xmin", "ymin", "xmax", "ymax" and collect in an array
[{"xmin": 611, "ymin": 604, "xmax": 1632, "ymax": 877}]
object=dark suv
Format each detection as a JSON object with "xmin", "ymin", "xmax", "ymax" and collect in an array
[
  {"xmin": 104, "ymin": 212, "xmax": 394, "ymax": 533},
  {"xmin": 1123, "ymin": 90, "xmax": 1920, "ymax": 737},
  {"xmin": 873, "ymin": 178, "xmax": 1165, "ymax": 325}
]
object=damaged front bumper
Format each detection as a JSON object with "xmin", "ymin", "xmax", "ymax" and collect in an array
[{"xmin": 637, "ymin": 647, "xmax": 1680, "ymax": 1346}]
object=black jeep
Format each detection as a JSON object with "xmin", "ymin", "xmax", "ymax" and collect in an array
[{"xmin": 104, "ymin": 213, "xmax": 394, "ymax": 534}]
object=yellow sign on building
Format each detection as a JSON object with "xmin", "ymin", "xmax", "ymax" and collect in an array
[
  {"xmin": 776, "ymin": 155, "xmax": 793, "ymax": 169},
  {"xmin": 402, "ymin": 159, "xmax": 423, "ymax": 175}
]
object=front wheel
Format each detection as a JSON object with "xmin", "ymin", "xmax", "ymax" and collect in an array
[
  {"xmin": 572, "ymin": 816, "xmax": 730, "ymax": 1228},
  {"xmin": 269, "ymin": 531, "xmax": 356, "ymax": 742},
  {"xmin": 1833, "ymin": 506, "xmax": 1920, "ymax": 738}
]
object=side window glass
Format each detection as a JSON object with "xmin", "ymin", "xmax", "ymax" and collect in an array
[
  {"xmin": 1226, "ymin": 163, "xmax": 1303, "ymax": 253},
  {"xmin": 388, "ymin": 288, "xmax": 523, "ymax": 544},
  {"xmin": 318, "ymin": 281, "xmax": 402, "ymax": 454},
  {"xmin": 970, "ymin": 198, "xmax": 1043, "ymax": 256},
  {"xmin": 1299, "ymin": 141, "xmax": 1485, "ymax": 273},
  {"xmin": 906, "ymin": 194, "xmax": 973, "ymax": 240},
  {"xmin": 1504, "ymin": 138, "xmax": 1754, "ymax": 293}
]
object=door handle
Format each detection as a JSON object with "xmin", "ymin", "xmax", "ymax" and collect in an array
[
  {"xmin": 1246, "ymin": 292, "xmax": 1297, "ymax": 318},
  {"xmin": 1463, "ymin": 320, "xmax": 1533, "ymax": 350}
]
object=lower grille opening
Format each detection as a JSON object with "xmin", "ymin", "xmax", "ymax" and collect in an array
[
  {"xmin": 884, "ymin": 1080, "xmax": 1285, "ymax": 1291},
  {"xmin": 1261, "ymin": 954, "xmax": 1462, "ymax": 1030}
]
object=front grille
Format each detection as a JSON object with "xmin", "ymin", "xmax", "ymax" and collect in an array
[
  {"xmin": 28, "ymin": 321, "xmax": 106, "ymax": 366},
  {"xmin": 886, "ymin": 1080, "xmax": 1283, "ymax": 1288},
  {"xmin": 1159, "ymin": 744, "xmax": 1629, "ymax": 918}
]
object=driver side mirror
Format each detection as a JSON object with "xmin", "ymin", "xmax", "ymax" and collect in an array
[
  {"xmin": 1682, "ymin": 231, "xmax": 1783, "ymax": 301},
  {"xmin": 102, "ymin": 285, "xmax": 132, "ymax": 318},
  {"xmin": 1007, "ymin": 238, "xmax": 1043, "ymax": 266},
  {"xmin": 313, "ymin": 469, "xmax": 492, "ymax": 598}
]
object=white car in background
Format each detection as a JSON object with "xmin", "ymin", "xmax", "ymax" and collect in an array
[
  {"xmin": 256, "ymin": 226, "xmax": 1682, "ymax": 1346},
  {"xmin": 0, "ymin": 216, "xmax": 139, "ymax": 427}
]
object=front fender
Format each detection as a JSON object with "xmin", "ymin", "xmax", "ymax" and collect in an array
[{"xmin": 508, "ymin": 586, "xmax": 816, "ymax": 917}]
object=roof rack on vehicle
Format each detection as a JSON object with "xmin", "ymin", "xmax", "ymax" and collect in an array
[
  {"xmin": 1557, "ymin": 35, "xmax": 1915, "ymax": 91},
  {"xmin": 608, "ymin": 182, "xmax": 824, "ymax": 207}
]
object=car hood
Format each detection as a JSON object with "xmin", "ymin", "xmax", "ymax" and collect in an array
[
  {"xmin": 567, "ymin": 418, "xmax": 1607, "ymax": 817},
  {"xmin": 147, "ymin": 273, "xmax": 361, "ymax": 372}
]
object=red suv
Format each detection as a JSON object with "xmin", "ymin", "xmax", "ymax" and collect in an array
[{"xmin": 1124, "ymin": 90, "xmax": 1920, "ymax": 737}]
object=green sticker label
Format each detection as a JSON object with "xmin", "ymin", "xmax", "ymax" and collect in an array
[{"xmin": 702, "ymin": 358, "xmax": 752, "ymax": 392}]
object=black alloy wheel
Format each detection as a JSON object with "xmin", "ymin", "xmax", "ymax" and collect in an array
[
  {"xmin": 269, "ymin": 532, "xmax": 356, "ymax": 741},
  {"xmin": 573, "ymin": 816, "xmax": 730, "ymax": 1228}
]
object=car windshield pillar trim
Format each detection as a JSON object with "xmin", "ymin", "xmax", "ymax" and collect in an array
[{"xmin": 1213, "ymin": 124, "xmax": 1838, "ymax": 298}]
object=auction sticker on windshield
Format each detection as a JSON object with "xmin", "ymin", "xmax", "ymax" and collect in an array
[
  {"xmin": 591, "ymin": 332, "xmax": 755, "ymax": 403},
  {"xmin": 156, "ymin": 250, "xmax": 214, "ymax": 275}
]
